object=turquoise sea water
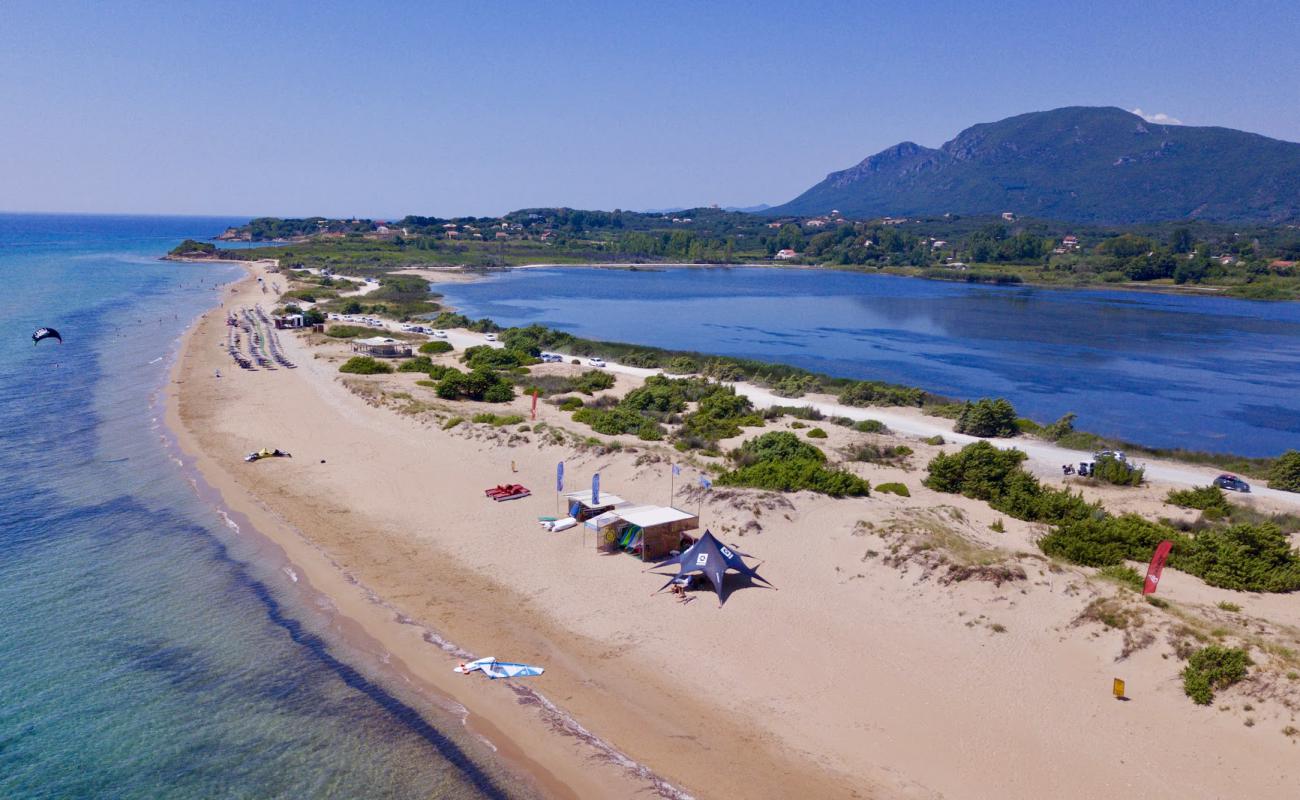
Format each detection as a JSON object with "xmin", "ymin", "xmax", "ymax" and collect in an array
[
  {"xmin": 0, "ymin": 215, "xmax": 527, "ymax": 799},
  {"xmin": 434, "ymin": 266, "xmax": 1300, "ymax": 457}
]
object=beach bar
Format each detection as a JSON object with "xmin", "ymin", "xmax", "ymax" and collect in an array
[{"xmin": 350, "ymin": 336, "xmax": 413, "ymax": 358}]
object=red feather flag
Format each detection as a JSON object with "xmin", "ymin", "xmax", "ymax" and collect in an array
[
  {"xmin": 530, "ymin": 389, "xmax": 539, "ymax": 420},
  {"xmin": 1143, "ymin": 539, "xmax": 1174, "ymax": 595}
]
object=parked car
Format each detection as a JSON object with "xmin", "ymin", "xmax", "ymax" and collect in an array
[
  {"xmin": 1213, "ymin": 474, "xmax": 1251, "ymax": 493},
  {"xmin": 432, "ymin": 329, "xmax": 448, "ymax": 338},
  {"xmin": 1093, "ymin": 450, "xmax": 1127, "ymax": 463},
  {"xmin": 540, "ymin": 353, "xmax": 564, "ymax": 363},
  {"xmin": 587, "ymin": 357, "xmax": 606, "ymax": 368},
  {"xmin": 485, "ymin": 333, "xmax": 498, "ymax": 342}
]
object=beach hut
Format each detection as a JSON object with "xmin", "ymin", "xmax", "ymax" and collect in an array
[
  {"xmin": 563, "ymin": 489, "xmax": 628, "ymax": 523},
  {"xmin": 351, "ymin": 337, "xmax": 413, "ymax": 358},
  {"xmin": 613, "ymin": 505, "xmax": 698, "ymax": 561}
]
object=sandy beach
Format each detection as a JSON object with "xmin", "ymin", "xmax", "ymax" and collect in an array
[{"xmin": 168, "ymin": 261, "xmax": 1300, "ymax": 799}]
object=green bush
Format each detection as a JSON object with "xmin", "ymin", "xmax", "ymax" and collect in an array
[
  {"xmin": 806, "ymin": 427, "xmax": 828, "ymax": 438},
  {"xmin": 558, "ymin": 396, "xmax": 584, "ymax": 411},
  {"xmin": 663, "ymin": 355, "xmax": 700, "ymax": 374},
  {"xmin": 771, "ymin": 374, "xmax": 818, "ymax": 398},
  {"xmin": 1177, "ymin": 523, "xmax": 1300, "ymax": 592},
  {"xmin": 731, "ymin": 431, "xmax": 825, "ymax": 466},
  {"xmin": 1042, "ymin": 412, "xmax": 1078, "ymax": 441},
  {"xmin": 1167, "ymin": 485, "xmax": 1230, "ymax": 513},
  {"xmin": 718, "ymin": 459, "xmax": 870, "ymax": 497},
  {"xmin": 1038, "ymin": 514, "xmax": 1175, "ymax": 567},
  {"xmin": 1181, "ymin": 646, "xmax": 1252, "ymax": 705},
  {"xmin": 418, "ymin": 340, "xmax": 454, "ymax": 355},
  {"xmin": 1092, "ymin": 455, "xmax": 1145, "ymax": 486},
  {"xmin": 924, "ymin": 435, "xmax": 945, "ymax": 446},
  {"xmin": 325, "ymin": 324, "xmax": 372, "ymax": 339},
  {"xmin": 770, "ymin": 405, "xmax": 824, "ymax": 421},
  {"xmin": 471, "ymin": 413, "xmax": 526, "ymax": 426},
  {"xmin": 442, "ymin": 416, "xmax": 464, "ymax": 429},
  {"xmin": 520, "ymin": 370, "xmax": 614, "ymax": 397},
  {"xmin": 838, "ymin": 380, "xmax": 925, "ymax": 408},
  {"xmin": 953, "ymin": 398, "xmax": 1019, "ymax": 438},
  {"xmin": 463, "ymin": 345, "xmax": 527, "ymax": 371},
  {"xmin": 677, "ymin": 388, "xmax": 763, "ymax": 447},
  {"xmin": 876, "ymin": 482, "xmax": 910, "ymax": 497},
  {"xmin": 717, "ymin": 431, "xmax": 869, "ymax": 497},
  {"xmin": 435, "ymin": 367, "xmax": 514, "ymax": 403},
  {"xmin": 854, "ymin": 419, "xmax": 888, "ymax": 433},
  {"xmin": 1097, "ymin": 564, "xmax": 1145, "ymax": 592},
  {"xmin": 848, "ymin": 443, "xmax": 912, "ymax": 463},
  {"xmin": 397, "ymin": 356, "xmax": 434, "ymax": 372},
  {"xmin": 924, "ymin": 442, "xmax": 1099, "ymax": 525},
  {"xmin": 1268, "ymin": 450, "xmax": 1300, "ymax": 492},
  {"xmin": 338, "ymin": 356, "xmax": 393, "ymax": 374},
  {"xmin": 572, "ymin": 406, "xmax": 664, "ymax": 440}
]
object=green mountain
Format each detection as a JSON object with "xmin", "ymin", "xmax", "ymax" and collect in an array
[{"xmin": 769, "ymin": 107, "xmax": 1300, "ymax": 224}]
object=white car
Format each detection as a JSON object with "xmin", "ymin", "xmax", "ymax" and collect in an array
[
  {"xmin": 432, "ymin": 330, "xmax": 448, "ymax": 338},
  {"xmin": 587, "ymin": 357, "xmax": 606, "ymax": 368},
  {"xmin": 399, "ymin": 324, "xmax": 415, "ymax": 332},
  {"xmin": 484, "ymin": 333, "xmax": 498, "ymax": 342}
]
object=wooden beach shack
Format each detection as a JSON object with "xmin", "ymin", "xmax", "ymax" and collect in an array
[
  {"xmin": 350, "ymin": 336, "xmax": 413, "ymax": 358},
  {"xmin": 585, "ymin": 504, "xmax": 699, "ymax": 561}
]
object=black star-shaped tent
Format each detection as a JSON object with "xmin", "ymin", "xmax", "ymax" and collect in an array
[{"xmin": 650, "ymin": 530, "xmax": 774, "ymax": 606}]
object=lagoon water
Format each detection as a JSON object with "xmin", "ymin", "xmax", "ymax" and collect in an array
[
  {"xmin": 435, "ymin": 266, "xmax": 1300, "ymax": 457},
  {"xmin": 0, "ymin": 216, "xmax": 525, "ymax": 799}
]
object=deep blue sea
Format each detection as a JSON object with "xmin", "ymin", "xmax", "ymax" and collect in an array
[
  {"xmin": 435, "ymin": 266, "xmax": 1300, "ymax": 457},
  {"xmin": 0, "ymin": 215, "xmax": 525, "ymax": 799}
]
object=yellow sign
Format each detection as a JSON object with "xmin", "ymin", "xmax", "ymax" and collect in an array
[{"xmin": 1112, "ymin": 678, "xmax": 1126, "ymax": 698}]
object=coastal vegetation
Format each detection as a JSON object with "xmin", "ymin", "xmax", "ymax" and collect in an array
[
  {"xmin": 1269, "ymin": 450, "xmax": 1300, "ymax": 492},
  {"xmin": 211, "ymin": 198, "xmax": 1300, "ymax": 300},
  {"xmin": 717, "ymin": 431, "xmax": 870, "ymax": 497},
  {"xmin": 953, "ymin": 398, "xmax": 1019, "ymax": 438},
  {"xmin": 1182, "ymin": 646, "xmax": 1253, "ymax": 705},
  {"xmin": 338, "ymin": 356, "xmax": 392, "ymax": 374},
  {"xmin": 168, "ymin": 239, "xmax": 217, "ymax": 258},
  {"xmin": 925, "ymin": 442, "xmax": 1300, "ymax": 593},
  {"xmin": 1166, "ymin": 485, "xmax": 1231, "ymax": 513}
]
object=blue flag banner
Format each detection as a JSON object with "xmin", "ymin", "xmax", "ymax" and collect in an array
[
  {"xmin": 672, "ymin": 463, "xmax": 681, "ymax": 476},
  {"xmin": 557, "ymin": 461, "xmax": 565, "ymax": 493},
  {"xmin": 593, "ymin": 472, "xmax": 601, "ymax": 505},
  {"xmin": 699, "ymin": 475, "xmax": 712, "ymax": 489}
]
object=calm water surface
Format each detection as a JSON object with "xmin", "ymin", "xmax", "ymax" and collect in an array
[
  {"xmin": 434, "ymin": 266, "xmax": 1300, "ymax": 457},
  {"xmin": 0, "ymin": 215, "xmax": 528, "ymax": 799}
]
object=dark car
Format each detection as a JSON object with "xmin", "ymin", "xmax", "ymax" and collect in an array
[{"xmin": 1213, "ymin": 474, "xmax": 1251, "ymax": 493}]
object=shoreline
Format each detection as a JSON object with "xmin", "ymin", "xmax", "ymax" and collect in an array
[
  {"xmin": 162, "ymin": 264, "xmax": 661, "ymax": 799},
  {"xmin": 163, "ymin": 262, "xmax": 856, "ymax": 799}
]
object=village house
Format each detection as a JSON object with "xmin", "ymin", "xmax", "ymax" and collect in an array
[{"xmin": 775, "ymin": 248, "xmax": 799, "ymax": 260}]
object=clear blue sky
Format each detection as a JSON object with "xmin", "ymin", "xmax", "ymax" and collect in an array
[{"xmin": 2, "ymin": 0, "xmax": 1297, "ymax": 218}]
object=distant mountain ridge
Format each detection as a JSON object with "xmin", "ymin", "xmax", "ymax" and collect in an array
[{"xmin": 768, "ymin": 107, "xmax": 1300, "ymax": 224}]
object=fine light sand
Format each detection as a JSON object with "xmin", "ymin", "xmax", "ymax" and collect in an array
[{"xmin": 169, "ymin": 261, "xmax": 1300, "ymax": 799}]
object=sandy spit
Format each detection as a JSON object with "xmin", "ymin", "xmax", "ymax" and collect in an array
[{"xmin": 166, "ymin": 260, "xmax": 1300, "ymax": 800}]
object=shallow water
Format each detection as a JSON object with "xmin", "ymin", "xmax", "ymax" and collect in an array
[
  {"xmin": 0, "ymin": 215, "xmax": 528, "ymax": 799},
  {"xmin": 434, "ymin": 266, "xmax": 1300, "ymax": 456}
]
